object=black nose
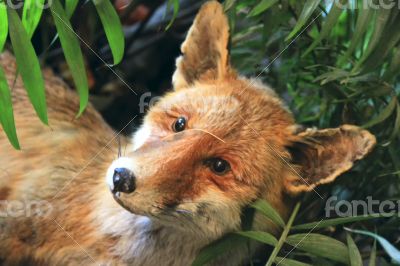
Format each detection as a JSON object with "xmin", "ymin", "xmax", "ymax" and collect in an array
[{"xmin": 113, "ymin": 168, "xmax": 136, "ymax": 193}]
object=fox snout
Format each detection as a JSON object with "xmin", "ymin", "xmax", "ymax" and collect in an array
[{"xmin": 112, "ymin": 168, "xmax": 136, "ymax": 194}]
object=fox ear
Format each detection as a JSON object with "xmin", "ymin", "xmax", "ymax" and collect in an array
[
  {"xmin": 172, "ymin": 1, "xmax": 230, "ymax": 90},
  {"xmin": 284, "ymin": 125, "xmax": 376, "ymax": 194}
]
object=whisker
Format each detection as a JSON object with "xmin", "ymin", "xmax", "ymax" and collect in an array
[
  {"xmin": 160, "ymin": 128, "xmax": 226, "ymax": 143},
  {"xmin": 186, "ymin": 128, "xmax": 226, "ymax": 143},
  {"xmin": 117, "ymin": 135, "xmax": 122, "ymax": 158},
  {"xmin": 123, "ymin": 143, "xmax": 128, "ymax": 156}
]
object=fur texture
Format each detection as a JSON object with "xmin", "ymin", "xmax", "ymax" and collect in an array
[{"xmin": 0, "ymin": 1, "xmax": 375, "ymax": 265}]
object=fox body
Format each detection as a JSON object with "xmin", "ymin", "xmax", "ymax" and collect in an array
[{"xmin": 0, "ymin": 2, "xmax": 376, "ymax": 265}]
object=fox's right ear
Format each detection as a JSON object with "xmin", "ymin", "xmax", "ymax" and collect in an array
[
  {"xmin": 284, "ymin": 125, "xmax": 376, "ymax": 194},
  {"xmin": 172, "ymin": 1, "xmax": 231, "ymax": 90}
]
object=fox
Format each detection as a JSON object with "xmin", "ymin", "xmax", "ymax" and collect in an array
[{"xmin": 0, "ymin": 1, "xmax": 376, "ymax": 265}]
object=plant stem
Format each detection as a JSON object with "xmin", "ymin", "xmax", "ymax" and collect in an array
[{"xmin": 265, "ymin": 202, "xmax": 301, "ymax": 266}]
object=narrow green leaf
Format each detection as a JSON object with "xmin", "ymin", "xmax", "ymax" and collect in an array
[
  {"xmin": 275, "ymin": 257, "xmax": 313, "ymax": 266},
  {"xmin": 285, "ymin": 0, "xmax": 321, "ymax": 41},
  {"xmin": 93, "ymin": 0, "xmax": 125, "ymax": 65},
  {"xmin": 248, "ymin": 0, "xmax": 279, "ymax": 17},
  {"xmin": 192, "ymin": 234, "xmax": 245, "ymax": 266},
  {"xmin": 302, "ymin": 0, "xmax": 345, "ymax": 56},
  {"xmin": 314, "ymin": 69, "xmax": 349, "ymax": 84},
  {"xmin": 345, "ymin": 228, "xmax": 400, "ymax": 264},
  {"xmin": 235, "ymin": 231, "xmax": 278, "ymax": 246},
  {"xmin": 266, "ymin": 203, "xmax": 301, "ymax": 266},
  {"xmin": 223, "ymin": 0, "xmax": 236, "ymax": 11},
  {"xmin": 363, "ymin": 97, "xmax": 397, "ymax": 129},
  {"xmin": 383, "ymin": 47, "xmax": 400, "ymax": 82},
  {"xmin": 251, "ymin": 199, "xmax": 286, "ymax": 228},
  {"xmin": 165, "ymin": 0, "xmax": 179, "ymax": 30},
  {"xmin": 389, "ymin": 102, "xmax": 400, "ymax": 141},
  {"xmin": 347, "ymin": 233, "xmax": 362, "ymax": 266},
  {"xmin": 355, "ymin": 8, "xmax": 391, "ymax": 69},
  {"xmin": 7, "ymin": 7, "xmax": 48, "ymax": 124},
  {"xmin": 369, "ymin": 240, "xmax": 377, "ymax": 266},
  {"xmin": 0, "ymin": 66, "xmax": 20, "ymax": 149},
  {"xmin": 0, "ymin": 1, "xmax": 7, "ymax": 51},
  {"xmin": 65, "ymin": 0, "xmax": 79, "ymax": 19},
  {"xmin": 357, "ymin": 11, "xmax": 400, "ymax": 73},
  {"xmin": 50, "ymin": 0, "xmax": 88, "ymax": 116},
  {"xmin": 340, "ymin": 7, "xmax": 374, "ymax": 63},
  {"xmin": 292, "ymin": 213, "xmax": 395, "ymax": 230},
  {"xmin": 22, "ymin": 0, "xmax": 45, "ymax": 38},
  {"xmin": 286, "ymin": 233, "xmax": 349, "ymax": 264}
]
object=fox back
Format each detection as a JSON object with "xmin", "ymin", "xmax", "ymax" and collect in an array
[{"xmin": 0, "ymin": 1, "xmax": 375, "ymax": 265}]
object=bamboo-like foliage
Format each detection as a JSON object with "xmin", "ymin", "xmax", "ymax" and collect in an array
[{"xmin": 0, "ymin": 0, "xmax": 124, "ymax": 149}]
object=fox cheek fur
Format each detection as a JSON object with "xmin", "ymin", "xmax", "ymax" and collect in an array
[{"xmin": 0, "ymin": 1, "xmax": 376, "ymax": 265}]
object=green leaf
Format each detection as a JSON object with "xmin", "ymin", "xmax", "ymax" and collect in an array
[
  {"xmin": 389, "ymin": 102, "xmax": 400, "ymax": 141},
  {"xmin": 357, "ymin": 11, "xmax": 400, "ymax": 73},
  {"xmin": 292, "ymin": 213, "xmax": 395, "ymax": 230},
  {"xmin": 383, "ymin": 47, "xmax": 400, "ymax": 82},
  {"xmin": 0, "ymin": 66, "xmax": 20, "ymax": 149},
  {"xmin": 302, "ymin": 0, "xmax": 345, "ymax": 56},
  {"xmin": 347, "ymin": 233, "xmax": 362, "ymax": 266},
  {"xmin": 340, "ymin": 7, "xmax": 374, "ymax": 63},
  {"xmin": 50, "ymin": 0, "xmax": 88, "ymax": 116},
  {"xmin": 286, "ymin": 233, "xmax": 349, "ymax": 264},
  {"xmin": 248, "ymin": 0, "xmax": 279, "ymax": 17},
  {"xmin": 7, "ymin": 7, "xmax": 48, "ymax": 125},
  {"xmin": 314, "ymin": 68, "xmax": 349, "ymax": 84},
  {"xmin": 235, "ymin": 231, "xmax": 278, "ymax": 246},
  {"xmin": 22, "ymin": 0, "xmax": 45, "ymax": 38},
  {"xmin": 345, "ymin": 228, "xmax": 400, "ymax": 264},
  {"xmin": 251, "ymin": 199, "xmax": 286, "ymax": 228},
  {"xmin": 192, "ymin": 234, "xmax": 245, "ymax": 266},
  {"xmin": 369, "ymin": 240, "xmax": 377, "ymax": 266},
  {"xmin": 266, "ymin": 203, "xmax": 301, "ymax": 266},
  {"xmin": 65, "ymin": 0, "xmax": 79, "ymax": 19},
  {"xmin": 223, "ymin": 0, "xmax": 236, "ymax": 11},
  {"xmin": 165, "ymin": 0, "xmax": 179, "ymax": 30},
  {"xmin": 275, "ymin": 257, "xmax": 313, "ymax": 266},
  {"xmin": 354, "ymin": 8, "xmax": 391, "ymax": 70},
  {"xmin": 93, "ymin": 0, "xmax": 125, "ymax": 65},
  {"xmin": 363, "ymin": 96, "xmax": 397, "ymax": 129},
  {"xmin": 285, "ymin": 0, "xmax": 321, "ymax": 41},
  {"xmin": 0, "ymin": 1, "xmax": 7, "ymax": 51}
]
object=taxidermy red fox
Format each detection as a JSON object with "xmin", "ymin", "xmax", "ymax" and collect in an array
[{"xmin": 0, "ymin": 1, "xmax": 376, "ymax": 265}]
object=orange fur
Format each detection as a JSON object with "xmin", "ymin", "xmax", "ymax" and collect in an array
[{"xmin": 0, "ymin": 1, "xmax": 375, "ymax": 265}]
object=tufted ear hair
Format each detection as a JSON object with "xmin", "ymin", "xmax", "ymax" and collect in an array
[
  {"xmin": 284, "ymin": 125, "xmax": 376, "ymax": 194},
  {"xmin": 172, "ymin": 1, "xmax": 231, "ymax": 90}
]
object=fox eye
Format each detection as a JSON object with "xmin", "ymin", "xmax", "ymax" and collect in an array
[
  {"xmin": 173, "ymin": 117, "xmax": 186, "ymax": 132},
  {"xmin": 206, "ymin": 158, "xmax": 231, "ymax": 175}
]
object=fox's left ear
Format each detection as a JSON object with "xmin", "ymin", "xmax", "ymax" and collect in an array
[
  {"xmin": 284, "ymin": 125, "xmax": 376, "ymax": 194},
  {"xmin": 172, "ymin": 1, "xmax": 231, "ymax": 90}
]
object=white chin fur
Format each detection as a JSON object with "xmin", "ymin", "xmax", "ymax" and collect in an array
[{"xmin": 106, "ymin": 157, "xmax": 135, "ymax": 191}]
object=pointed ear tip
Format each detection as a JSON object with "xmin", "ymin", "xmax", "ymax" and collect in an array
[
  {"xmin": 340, "ymin": 124, "xmax": 377, "ymax": 153},
  {"xmin": 199, "ymin": 1, "xmax": 224, "ymax": 14}
]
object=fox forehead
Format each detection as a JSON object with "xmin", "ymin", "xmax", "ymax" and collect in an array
[{"xmin": 148, "ymin": 80, "xmax": 293, "ymax": 133}]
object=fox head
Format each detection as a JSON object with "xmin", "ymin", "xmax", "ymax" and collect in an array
[{"xmin": 106, "ymin": 1, "xmax": 376, "ymax": 238}]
